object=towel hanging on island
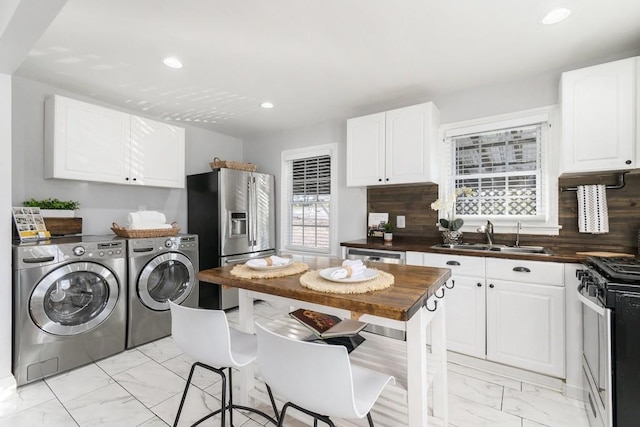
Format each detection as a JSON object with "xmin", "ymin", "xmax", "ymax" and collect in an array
[{"xmin": 577, "ymin": 185, "xmax": 609, "ymax": 234}]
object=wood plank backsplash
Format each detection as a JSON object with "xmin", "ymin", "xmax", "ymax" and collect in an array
[{"xmin": 367, "ymin": 173, "xmax": 640, "ymax": 254}]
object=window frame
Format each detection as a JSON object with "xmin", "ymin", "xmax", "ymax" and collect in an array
[
  {"xmin": 439, "ymin": 106, "xmax": 560, "ymax": 236},
  {"xmin": 280, "ymin": 144, "xmax": 338, "ymax": 255}
]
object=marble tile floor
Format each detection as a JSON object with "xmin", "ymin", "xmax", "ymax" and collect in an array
[{"xmin": 1, "ymin": 301, "xmax": 590, "ymax": 427}]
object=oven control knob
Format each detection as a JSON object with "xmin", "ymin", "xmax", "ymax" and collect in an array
[
  {"xmin": 72, "ymin": 246, "xmax": 85, "ymax": 256},
  {"xmin": 164, "ymin": 239, "xmax": 173, "ymax": 248},
  {"xmin": 587, "ymin": 283, "xmax": 598, "ymax": 297}
]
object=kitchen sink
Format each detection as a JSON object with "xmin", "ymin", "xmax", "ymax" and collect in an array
[{"xmin": 432, "ymin": 243, "xmax": 552, "ymax": 255}]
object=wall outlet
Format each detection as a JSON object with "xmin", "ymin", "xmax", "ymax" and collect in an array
[{"xmin": 397, "ymin": 215, "xmax": 406, "ymax": 228}]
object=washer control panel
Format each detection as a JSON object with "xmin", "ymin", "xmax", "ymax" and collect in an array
[{"xmin": 60, "ymin": 241, "xmax": 125, "ymax": 260}]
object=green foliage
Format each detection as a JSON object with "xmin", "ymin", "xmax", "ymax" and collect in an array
[
  {"xmin": 24, "ymin": 198, "xmax": 80, "ymax": 210},
  {"xmin": 439, "ymin": 217, "xmax": 464, "ymax": 231},
  {"xmin": 384, "ymin": 222, "xmax": 394, "ymax": 232}
]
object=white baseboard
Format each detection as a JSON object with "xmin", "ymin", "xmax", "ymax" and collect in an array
[
  {"xmin": 0, "ymin": 374, "xmax": 17, "ymax": 401},
  {"xmin": 563, "ymin": 384, "xmax": 586, "ymax": 401},
  {"xmin": 448, "ymin": 351, "xmax": 564, "ymax": 391}
]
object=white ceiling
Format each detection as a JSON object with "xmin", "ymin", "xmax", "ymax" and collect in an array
[{"xmin": 14, "ymin": 0, "xmax": 640, "ymax": 138}]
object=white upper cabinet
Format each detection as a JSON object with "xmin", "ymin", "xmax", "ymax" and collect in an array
[
  {"xmin": 45, "ymin": 95, "xmax": 185, "ymax": 189},
  {"xmin": 346, "ymin": 102, "xmax": 439, "ymax": 186},
  {"xmin": 560, "ymin": 57, "xmax": 637, "ymax": 174},
  {"xmin": 45, "ymin": 95, "xmax": 130, "ymax": 185},
  {"xmin": 130, "ymin": 116, "xmax": 185, "ymax": 188}
]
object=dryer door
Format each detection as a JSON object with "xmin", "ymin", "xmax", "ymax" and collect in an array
[
  {"xmin": 137, "ymin": 252, "xmax": 196, "ymax": 311},
  {"xmin": 30, "ymin": 262, "xmax": 120, "ymax": 336}
]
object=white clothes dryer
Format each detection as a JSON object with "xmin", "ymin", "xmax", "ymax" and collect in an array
[
  {"xmin": 126, "ymin": 234, "xmax": 199, "ymax": 348},
  {"xmin": 12, "ymin": 236, "xmax": 127, "ymax": 385}
]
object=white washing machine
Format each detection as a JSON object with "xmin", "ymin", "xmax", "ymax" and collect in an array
[
  {"xmin": 127, "ymin": 234, "xmax": 199, "ymax": 348},
  {"xmin": 13, "ymin": 236, "xmax": 127, "ymax": 386}
]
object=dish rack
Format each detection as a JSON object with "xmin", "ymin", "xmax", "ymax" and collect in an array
[
  {"xmin": 111, "ymin": 222, "xmax": 181, "ymax": 238},
  {"xmin": 209, "ymin": 157, "xmax": 257, "ymax": 172}
]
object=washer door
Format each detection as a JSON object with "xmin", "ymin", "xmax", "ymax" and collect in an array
[
  {"xmin": 137, "ymin": 252, "xmax": 196, "ymax": 311},
  {"xmin": 30, "ymin": 262, "xmax": 120, "ymax": 336}
]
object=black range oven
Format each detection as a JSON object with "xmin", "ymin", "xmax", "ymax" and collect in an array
[{"xmin": 577, "ymin": 257, "xmax": 640, "ymax": 427}]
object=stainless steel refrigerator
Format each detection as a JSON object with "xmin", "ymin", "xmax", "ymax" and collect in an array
[{"xmin": 187, "ymin": 169, "xmax": 275, "ymax": 309}]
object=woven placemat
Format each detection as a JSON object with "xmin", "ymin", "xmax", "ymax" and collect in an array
[
  {"xmin": 230, "ymin": 262, "xmax": 309, "ymax": 279},
  {"xmin": 299, "ymin": 269, "xmax": 394, "ymax": 294}
]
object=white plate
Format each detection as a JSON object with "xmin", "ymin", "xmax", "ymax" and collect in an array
[
  {"xmin": 319, "ymin": 267, "xmax": 379, "ymax": 283},
  {"xmin": 246, "ymin": 259, "xmax": 292, "ymax": 271}
]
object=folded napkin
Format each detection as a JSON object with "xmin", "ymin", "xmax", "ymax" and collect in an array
[
  {"xmin": 330, "ymin": 259, "xmax": 366, "ymax": 279},
  {"xmin": 246, "ymin": 256, "xmax": 291, "ymax": 268},
  {"xmin": 577, "ymin": 185, "xmax": 609, "ymax": 234},
  {"xmin": 127, "ymin": 211, "xmax": 167, "ymax": 226}
]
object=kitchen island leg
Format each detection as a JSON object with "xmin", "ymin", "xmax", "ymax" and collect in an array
[
  {"xmin": 238, "ymin": 289, "xmax": 255, "ymax": 405},
  {"xmin": 431, "ymin": 297, "xmax": 448, "ymax": 425},
  {"xmin": 406, "ymin": 303, "xmax": 429, "ymax": 426}
]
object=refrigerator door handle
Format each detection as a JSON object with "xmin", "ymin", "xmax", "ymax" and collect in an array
[
  {"xmin": 252, "ymin": 178, "xmax": 258, "ymax": 246},
  {"xmin": 247, "ymin": 180, "xmax": 254, "ymax": 247}
]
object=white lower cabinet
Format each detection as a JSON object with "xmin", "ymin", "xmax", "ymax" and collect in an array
[
  {"xmin": 486, "ymin": 280, "xmax": 565, "ymax": 378},
  {"xmin": 408, "ymin": 251, "xmax": 566, "ymax": 378},
  {"xmin": 445, "ymin": 276, "xmax": 486, "ymax": 358}
]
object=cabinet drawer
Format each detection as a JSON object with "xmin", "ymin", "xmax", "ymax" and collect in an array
[
  {"xmin": 486, "ymin": 258, "xmax": 564, "ymax": 286},
  {"xmin": 424, "ymin": 253, "xmax": 485, "ymax": 277}
]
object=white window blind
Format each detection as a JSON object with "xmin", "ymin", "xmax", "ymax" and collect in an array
[
  {"xmin": 288, "ymin": 155, "xmax": 331, "ymax": 252},
  {"xmin": 450, "ymin": 123, "xmax": 546, "ymax": 218}
]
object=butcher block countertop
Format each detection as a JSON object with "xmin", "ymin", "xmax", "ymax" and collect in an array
[
  {"xmin": 197, "ymin": 256, "xmax": 451, "ymax": 322},
  {"xmin": 340, "ymin": 237, "xmax": 605, "ymax": 263}
]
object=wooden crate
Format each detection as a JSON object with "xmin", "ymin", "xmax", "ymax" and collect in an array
[{"xmin": 44, "ymin": 217, "xmax": 82, "ymax": 236}]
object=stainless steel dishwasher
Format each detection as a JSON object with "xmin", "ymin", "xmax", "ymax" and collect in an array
[
  {"xmin": 343, "ymin": 247, "xmax": 406, "ymax": 340},
  {"xmin": 344, "ymin": 247, "xmax": 406, "ymax": 264}
]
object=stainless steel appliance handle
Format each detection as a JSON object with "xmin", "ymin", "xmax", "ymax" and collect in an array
[
  {"xmin": 252, "ymin": 178, "xmax": 258, "ymax": 246},
  {"xmin": 577, "ymin": 290, "xmax": 605, "ymax": 316},
  {"xmin": 247, "ymin": 180, "xmax": 254, "ymax": 246}
]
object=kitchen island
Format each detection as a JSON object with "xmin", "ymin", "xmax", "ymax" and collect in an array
[{"xmin": 198, "ymin": 256, "xmax": 451, "ymax": 427}]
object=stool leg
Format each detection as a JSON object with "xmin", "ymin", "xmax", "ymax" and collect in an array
[
  {"xmin": 173, "ymin": 362, "xmax": 197, "ymax": 427},
  {"xmin": 367, "ymin": 412, "xmax": 374, "ymax": 427},
  {"xmin": 228, "ymin": 367, "xmax": 234, "ymax": 426}
]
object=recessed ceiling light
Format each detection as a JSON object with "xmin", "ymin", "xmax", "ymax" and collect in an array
[
  {"xmin": 260, "ymin": 102, "xmax": 274, "ymax": 109},
  {"xmin": 541, "ymin": 8, "xmax": 572, "ymax": 25},
  {"xmin": 163, "ymin": 57, "xmax": 183, "ymax": 69}
]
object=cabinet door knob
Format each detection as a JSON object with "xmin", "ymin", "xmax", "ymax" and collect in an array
[
  {"xmin": 132, "ymin": 178, "xmax": 137, "ymax": 181},
  {"xmin": 125, "ymin": 177, "xmax": 129, "ymax": 181},
  {"xmin": 378, "ymin": 178, "xmax": 382, "ymax": 182},
  {"xmin": 477, "ymin": 283, "xmax": 482, "ymax": 287},
  {"xmin": 626, "ymin": 160, "xmax": 632, "ymax": 165},
  {"xmin": 489, "ymin": 284, "xmax": 494, "ymax": 288},
  {"xmin": 385, "ymin": 178, "xmax": 389, "ymax": 181}
]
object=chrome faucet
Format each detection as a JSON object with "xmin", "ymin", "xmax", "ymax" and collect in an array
[
  {"xmin": 477, "ymin": 220, "xmax": 494, "ymax": 246},
  {"xmin": 515, "ymin": 221, "xmax": 521, "ymax": 247}
]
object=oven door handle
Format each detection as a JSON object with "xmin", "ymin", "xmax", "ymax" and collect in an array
[{"xmin": 577, "ymin": 291, "xmax": 605, "ymax": 316}]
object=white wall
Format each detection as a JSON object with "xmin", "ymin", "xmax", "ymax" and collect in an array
[
  {"xmin": 0, "ymin": 74, "xmax": 14, "ymax": 393},
  {"xmin": 242, "ymin": 120, "xmax": 367, "ymax": 254},
  {"xmin": 242, "ymin": 70, "xmax": 563, "ymax": 250},
  {"xmin": 11, "ymin": 76, "xmax": 243, "ymax": 234}
]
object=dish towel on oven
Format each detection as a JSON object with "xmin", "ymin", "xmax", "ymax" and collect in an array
[{"xmin": 577, "ymin": 185, "xmax": 609, "ymax": 234}]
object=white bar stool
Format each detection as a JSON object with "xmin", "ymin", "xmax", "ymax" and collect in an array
[
  {"xmin": 169, "ymin": 301, "xmax": 278, "ymax": 426},
  {"xmin": 255, "ymin": 321, "xmax": 395, "ymax": 427}
]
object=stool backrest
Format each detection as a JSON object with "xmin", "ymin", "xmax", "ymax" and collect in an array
[
  {"xmin": 255, "ymin": 322, "xmax": 359, "ymax": 419},
  {"xmin": 169, "ymin": 301, "xmax": 237, "ymax": 368}
]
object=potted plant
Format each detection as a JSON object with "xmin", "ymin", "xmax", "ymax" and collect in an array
[
  {"xmin": 383, "ymin": 222, "xmax": 394, "ymax": 242},
  {"xmin": 431, "ymin": 187, "xmax": 472, "ymax": 244},
  {"xmin": 24, "ymin": 198, "xmax": 80, "ymax": 218}
]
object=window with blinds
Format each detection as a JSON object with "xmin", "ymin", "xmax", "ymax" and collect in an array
[
  {"xmin": 450, "ymin": 123, "xmax": 545, "ymax": 217},
  {"xmin": 288, "ymin": 155, "xmax": 331, "ymax": 251}
]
